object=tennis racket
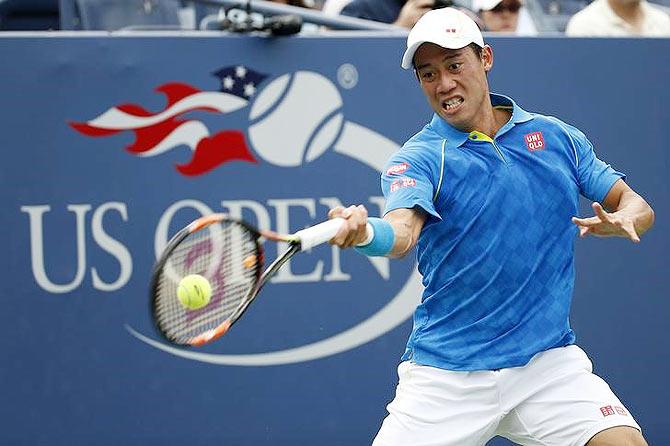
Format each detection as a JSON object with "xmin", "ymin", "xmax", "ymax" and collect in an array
[{"xmin": 150, "ymin": 213, "xmax": 348, "ymax": 347}]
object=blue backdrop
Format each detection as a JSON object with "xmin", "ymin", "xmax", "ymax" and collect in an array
[{"xmin": 1, "ymin": 34, "xmax": 668, "ymax": 445}]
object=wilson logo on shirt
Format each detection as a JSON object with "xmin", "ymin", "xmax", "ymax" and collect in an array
[{"xmin": 524, "ymin": 131, "xmax": 545, "ymax": 151}]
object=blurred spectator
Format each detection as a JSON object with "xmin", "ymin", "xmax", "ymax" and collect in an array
[
  {"xmin": 322, "ymin": 0, "xmax": 352, "ymax": 15},
  {"xmin": 566, "ymin": 0, "xmax": 670, "ymax": 36},
  {"xmin": 340, "ymin": 0, "xmax": 429, "ymax": 28},
  {"xmin": 0, "ymin": 0, "xmax": 59, "ymax": 31},
  {"xmin": 273, "ymin": 0, "xmax": 316, "ymax": 6},
  {"xmin": 339, "ymin": 0, "xmax": 478, "ymax": 29},
  {"xmin": 472, "ymin": 0, "xmax": 537, "ymax": 34}
]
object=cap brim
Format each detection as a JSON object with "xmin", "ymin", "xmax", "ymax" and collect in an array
[{"xmin": 401, "ymin": 37, "xmax": 481, "ymax": 69}]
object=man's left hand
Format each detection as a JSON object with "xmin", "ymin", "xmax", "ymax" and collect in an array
[{"xmin": 571, "ymin": 202, "xmax": 640, "ymax": 243}]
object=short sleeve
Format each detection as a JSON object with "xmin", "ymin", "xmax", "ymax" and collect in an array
[
  {"xmin": 569, "ymin": 126, "xmax": 626, "ymax": 203},
  {"xmin": 381, "ymin": 149, "xmax": 441, "ymax": 219}
]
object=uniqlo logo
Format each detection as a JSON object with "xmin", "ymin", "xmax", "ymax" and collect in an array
[
  {"xmin": 600, "ymin": 405, "xmax": 615, "ymax": 417},
  {"xmin": 524, "ymin": 131, "xmax": 545, "ymax": 151},
  {"xmin": 614, "ymin": 406, "xmax": 628, "ymax": 416}
]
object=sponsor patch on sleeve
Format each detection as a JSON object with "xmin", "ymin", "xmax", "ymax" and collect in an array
[
  {"xmin": 390, "ymin": 177, "xmax": 416, "ymax": 193},
  {"xmin": 386, "ymin": 162, "xmax": 410, "ymax": 176}
]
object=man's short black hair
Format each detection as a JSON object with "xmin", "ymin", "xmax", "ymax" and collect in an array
[
  {"xmin": 469, "ymin": 43, "xmax": 483, "ymax": 59},
  {"xmin": 412, "ymin": 42, "xmax": 485, "ymax": 73}
]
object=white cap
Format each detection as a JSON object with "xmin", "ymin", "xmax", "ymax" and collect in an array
[
  {"xmin": 401, "ymin": 8, "xmax": 485, "ymax": 70},
  {"xmin": 472, "ymin": 0, "xmax": 503, "ymax": 11}
]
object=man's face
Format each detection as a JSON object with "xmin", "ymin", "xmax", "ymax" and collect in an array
[
  {"xmin": 481, "ymin": 0, "xmax": 521, "ymax": 32},
  {"xmin": 414, "ymin": 43, "xmax": 493, "ymax": 132}
]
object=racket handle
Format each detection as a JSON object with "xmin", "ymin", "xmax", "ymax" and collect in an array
[{"xmin": 295, "ymin": 217, "xmax": 346, "ymax": 251}]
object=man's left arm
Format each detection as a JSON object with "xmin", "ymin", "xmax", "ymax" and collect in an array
[{"xmin": 571, "ymin": 179, "xmax": 655, "ymax": 243}]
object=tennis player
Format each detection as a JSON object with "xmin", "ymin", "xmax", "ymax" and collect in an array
[{"xmin": 328, "ymin": 7, "xmax": 654, "ymax": 446}]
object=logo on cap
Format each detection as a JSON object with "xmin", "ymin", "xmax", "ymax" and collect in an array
[{"xmin": 600, "ymin": 405, "xmax": 615, "ymax": 417}]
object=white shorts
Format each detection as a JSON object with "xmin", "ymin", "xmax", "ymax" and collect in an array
[{"xmin": 372, "ymin": 345, "xmax": 640, "ymax": 446}]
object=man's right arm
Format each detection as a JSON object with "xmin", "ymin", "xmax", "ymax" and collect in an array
[
  {"xmin": 383, "ymin": 207, "xmax": 427, "ymax": 258},
  {"xmin": 328, "ymin": 205, "xmax": 426, "ymax": 258}
]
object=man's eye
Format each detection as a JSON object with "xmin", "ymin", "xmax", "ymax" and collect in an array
[
  {"xmin": 421, "ymin": 72, "xmax": 435, "ymax": 81},
  {"xmin": 449, "ymin": 63, "xmax": 462, "ymax": 71}
]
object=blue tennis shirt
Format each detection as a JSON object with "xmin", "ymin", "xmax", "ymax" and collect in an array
[{"xmin": 382, "ymin": 94, "xmax": 624, "ymax": 371}]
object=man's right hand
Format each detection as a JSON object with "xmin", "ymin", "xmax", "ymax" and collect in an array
[
  {"xmin": 394, "ymin": 0, "xmax": 435, "ymax": 29},
  {"xmin": 328, "ymin": 205, "xmax": 369, "ymax": 248}
]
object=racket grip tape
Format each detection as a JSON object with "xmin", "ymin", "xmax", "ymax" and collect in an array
[{"xmin": 295, "ymin": 217, "xmax": 346, "ymax": 251}]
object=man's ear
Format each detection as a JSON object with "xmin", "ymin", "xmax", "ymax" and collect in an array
[{"xmin": 482, "ymin": 44, "xmax": 493, "ymax": 73}]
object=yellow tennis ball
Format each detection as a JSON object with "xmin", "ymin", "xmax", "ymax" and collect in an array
[{"xmin": 177, "ymin": 274, "xmax": 212, "ymax": 310}]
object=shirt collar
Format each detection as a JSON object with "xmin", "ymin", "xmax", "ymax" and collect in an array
[{"xmin": 428, "ymin": 93, "xmax": 534, "ymax": 147}]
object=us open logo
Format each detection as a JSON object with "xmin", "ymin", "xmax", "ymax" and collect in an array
[{"xmin": 69, "ymin": 66, "xmax": 422, "ymax": 366}]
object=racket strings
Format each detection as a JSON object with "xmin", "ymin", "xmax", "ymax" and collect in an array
[{"xmin": 154, "ymin": 220, "xmax": 259, "ymax": 344}]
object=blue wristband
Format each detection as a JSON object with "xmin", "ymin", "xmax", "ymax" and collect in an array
[{"xmin": 354, "ymin": 217, "xmax": 394, "ymax": 257}]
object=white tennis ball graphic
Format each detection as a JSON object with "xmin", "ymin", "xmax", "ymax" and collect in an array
[{"xmin": 248, "ymin": 71, "xmax": 344, "ymax": 167}]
